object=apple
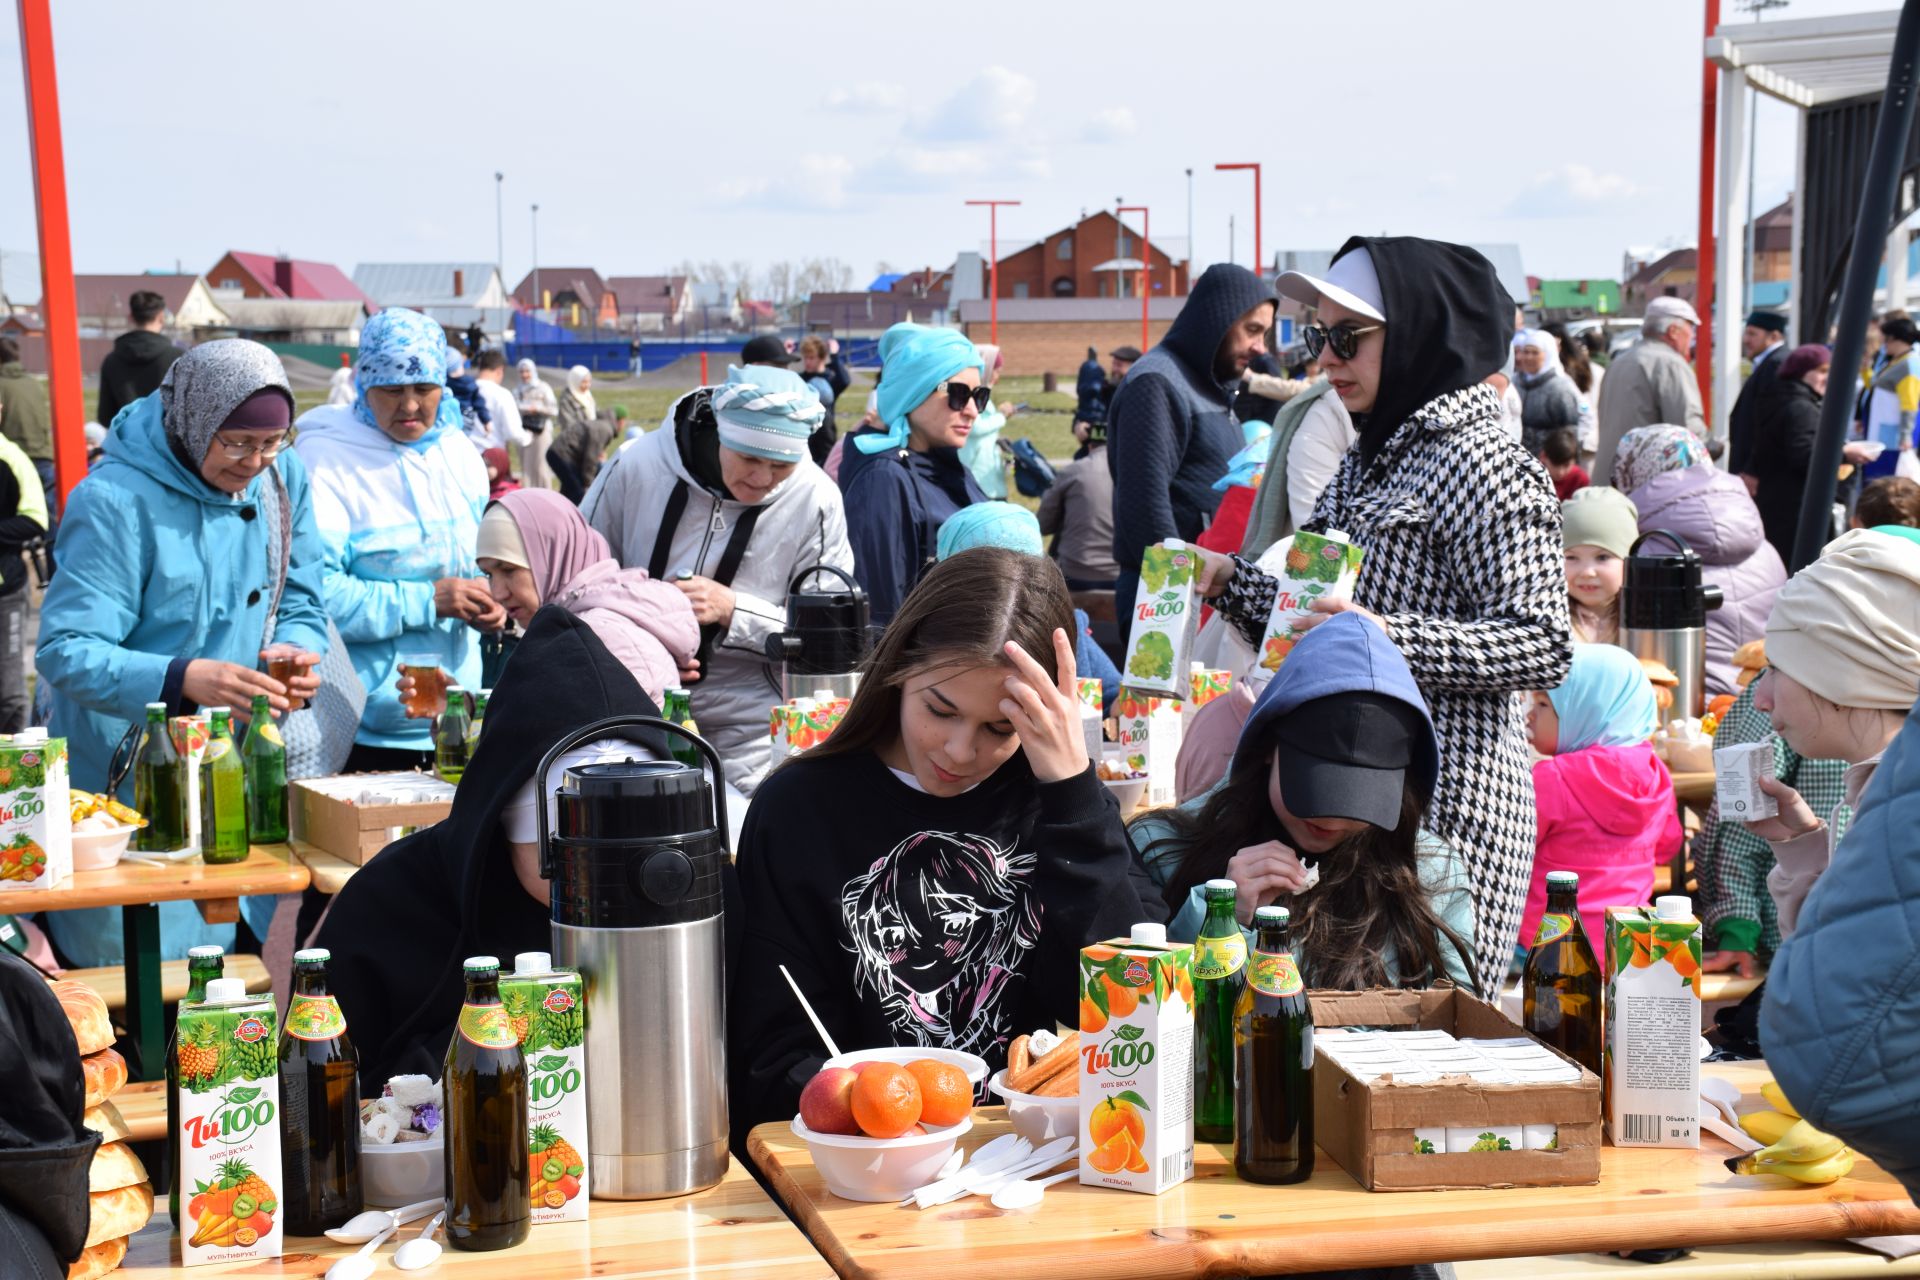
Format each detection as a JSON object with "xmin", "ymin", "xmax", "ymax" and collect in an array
[{"xmin": 799, "ymin": 1066, "xmax": 861, "ymax": 1135}]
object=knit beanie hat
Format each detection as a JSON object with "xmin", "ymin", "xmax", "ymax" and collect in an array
[
  {"xmin": 710, "ymin": 365, "xmax": 824, "ymax": 464},
  {"xmin": 1765, "ymin": 528, "xmax": 1920, "ymax": 711},
  {"xmin": 1560, "ymin": 486, "xmax": 1640, "ymax": 558},
  {"xmin": 935, "ymin": 501, "xmax": 1043, "ymax": 561}
]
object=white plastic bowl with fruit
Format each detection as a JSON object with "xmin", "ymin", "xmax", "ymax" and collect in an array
[
  {"xmin": 68, "ymin": 789, "xmax": 146, "ymax": 871},
  {"xmin": 793, "ymin": 1055, "xmax": 978, "ymax": 1201}
]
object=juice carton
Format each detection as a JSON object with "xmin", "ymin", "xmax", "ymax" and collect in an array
[
  {"xmin": 1114, "ymin": 690, "xmax": 1182, "ymax": 808},
  {"xmin": 1076, "ymin": 678, "xmax": 1105, "ymax": 762},
  {"xmin": 1256, "ymin": 531, "xmax": 1366, "ymax": 673},
  {"xmin": 0, "ymin": 730, "xmax": 70, "ymax": 891},
  {"xmin": 502, "ymin": 953, "xmax": 589, "ymax": 1222},
  {"xmin": 1712, "ymin": 741, "xmax": 1777, "ymax": 820},
  {"xmin": 1078, "ymin": 932, "xmax": 1195, "ymax": 1195},
  {"xmin": 1604, "ymin": 898, "xmax": 1701, "ymax": 1148},
  {"xmin": 1187, "ymin": 664, "xmax": 1233, "ymax": 708},
  {"xmin": 1122, "ymin": 541, "xmax": 1200, "ymax": 699},
  {"xmin": 176, "ymin": 978, "xmax": 282, "ymax": 1266},
  {"xmin": 170, "ymin": 715, "xmax": 210, "ymax": 853}
]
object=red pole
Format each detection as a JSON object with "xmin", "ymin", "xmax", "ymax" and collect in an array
[
  {"xmin": 966, "ymin": 200, "xmax": 1021, "ymax": 347},
  {"xmin": 1120, "ymin": 206, "xmax": 1151, "ymax": 351},
  {"xmin": 700, "ymin": 351, "xmax": 708, "ymax": 384},
  {"xmin": 1215, "ymin": 163, "xmax": 1263, "ymax": 271},
  {"xmin": 1696, "ymin": 0, "xmax": 1721, "ymax": 416},
  {"xmin": 18, "ymin": 0, "xmax": 85, "ymax": 506}
]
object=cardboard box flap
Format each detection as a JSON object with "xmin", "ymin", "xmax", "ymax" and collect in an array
[{"xmin": 1368, "ymin": 1078, "xmax": 1600, "ymax": 1130}]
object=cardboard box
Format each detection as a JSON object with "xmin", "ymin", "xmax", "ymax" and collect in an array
[
  {"xmin": 291, "ymin": 772, "xmax": 454, "ymax": 865},
  {"xmin": 1310, "ymin": 988, "xmax": 1601, "ymax": 1191},
  {"xmin": 1604, "ymin": 905, "xmax": 1702, "ymax": 1148}
]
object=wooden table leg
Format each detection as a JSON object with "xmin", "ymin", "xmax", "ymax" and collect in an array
[{"xmin": 120, "ymin": 903, "xmax": 163, "ymax": 1081}]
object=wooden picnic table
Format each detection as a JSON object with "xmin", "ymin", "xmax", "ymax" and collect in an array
[
  {"xmin": 32, "ymin": 845, "xmax": 308, "ymax": 1080},
  {"xmin": 747, "ymin": 1060, "xmax": 1920, "ymax": 1279},
  {"xmin": 116, "ymin": 1157, "xmax": 834, "ymax": 1278}
]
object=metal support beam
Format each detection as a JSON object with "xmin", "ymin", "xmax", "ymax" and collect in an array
[
  {"xmin": 1716, "ymin": 63, "xmax": 1751, "ymax": 450},
  {"xmin": 1888, "ymin": 221, "xmax": 1910, "ymax": 312}
]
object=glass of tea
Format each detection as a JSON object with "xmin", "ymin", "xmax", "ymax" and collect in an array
[
  {"xmin": 262, "ymin": 646, "xmax": 309, "ymax": 712},
  {"xmin": 398, "ymin": 653, "xmax": 448, "ymax": 719}
]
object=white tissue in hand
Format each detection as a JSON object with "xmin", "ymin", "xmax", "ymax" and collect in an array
[
  {"xmin": 384, "ymin": 1074, "xmax": 439, "ymax": 1108},
  {"xmin": 1291, "ymin": 862, "xmax": 1321, "ymax": 894},
  {"xmin": 1029, "ymin": 1029, "xmax": 1059, "ymax": 1057},
  {"xmin": 363, "ymin": 1112, "xmax": 402, "ymax": 1145}
]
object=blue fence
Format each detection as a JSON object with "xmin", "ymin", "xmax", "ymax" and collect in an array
[{"xmin": 631, "ymin": 337, "xmax": 880, "ymax": 374}]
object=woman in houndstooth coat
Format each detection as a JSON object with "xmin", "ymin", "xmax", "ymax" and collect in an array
[{"xmin": 1200, "ymin": 236, "xmax": 1573, "ymax": 995}]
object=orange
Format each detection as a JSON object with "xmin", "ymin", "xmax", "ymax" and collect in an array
[
  {"xmin": 1087, "ymin": 1126, "xmax": 1133, "ymax": 1174},
  {"xmin": 1101, "ymin": 975, "xmax": 1140, "ymax": 1018},
  {"xmin": 849, "ymin": 1063, "xmax": 923, "ymax": 1138},
  {"xmin": 1667, "ymin": 942, "xmax": 1700, "ymax": 979},
  {"xmin": 906, "ymin": 1059, "xmax": 972, "ymax": 1127},
  {"xmin": 1079, "ymin": 996, "xmax": 1108, "ymax": 1034},
  {"xmin": 1087, "ymin": 1096, "xmax": 1145, "ymax": 1150},
  {"xmin": 1175, "ymin": 969, "xmax": 1194, "ymax": 1008}
]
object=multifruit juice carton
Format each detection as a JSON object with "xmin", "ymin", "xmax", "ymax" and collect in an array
[
  {"xmin": 1256, "ymin": 531, "xmax": 1365, "ymax": 673},
  {"xmin": 1604, "ymin": 897, "xmax": 1701, "ymax": 1148},
  {"xmin": 501, "ymin": 951, "xmax": 589, "ymax": 1221},
  {"xmin": 1187, "ymin": 663, "xmax": 1233, "ymax": 708},
  {"xmin": 1114, "ymin": 691, "xmax": 1182, "ymax": 808},
  {"xmin": 0, "ymin": 729, "xmax": 70, "ymax": 891},
  {"xmin": 176, "ymin": 977, "xmax": 283, "ymax": 1266},
  {"xmin": 1078, "ymin": 925, "xmax": 1194, "ymax": 1195},
  {"xmin": 1121, "ymin": 540, "xmax": 1200, "ymax": 699}
]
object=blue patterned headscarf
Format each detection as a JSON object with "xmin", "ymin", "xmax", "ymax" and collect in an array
[
  {"xmin": 1548, "ymin": 643, "xmax": 1659, "ymax": 753},
  {"xmin": 353, "ymin": 308, "xmax": 462, "ymax": 447},
  {"xmin": 856, "ymin": 323, "xmax": 986, "ymax": 455},
  {"xmin": 711, "ymin": 365, "xmax": 824, "ymax": 463}
]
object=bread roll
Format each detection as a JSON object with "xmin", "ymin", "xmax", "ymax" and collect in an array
[
  {"xmin": 81, "ymin": 1048, "xmax": 127, "ymax": 1110},
  {"xmin": 84, "ymin": 1180, "xmax": 151, "ymax": 1248},
  {"xmin": 66, "ymin": 1235, "xmax": 128, "ymax": 1280},
  {"xmin": 52, "ymin": 980, "xmax": 113, "ymax": 1056},
  {"xmin": 88, "ymin": 1141, "xmax": 148, "ymax": 1193},
  {"xmin": 80, "ymin": 1102, "xmax": 132, "ymax": 1144},
  {"xmin": 1733, "ymin": 638, "xmax": 1767, "ymax": 671}
]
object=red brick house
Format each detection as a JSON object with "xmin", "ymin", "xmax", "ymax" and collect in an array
[{"xmin": 991, "ymin": 211, "xmax": 1188, "ymax": 301}]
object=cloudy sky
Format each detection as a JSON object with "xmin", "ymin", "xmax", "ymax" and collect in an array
[{"xmin": 0, "ymin": 0, "xmax": 1896, "ymax": 300}]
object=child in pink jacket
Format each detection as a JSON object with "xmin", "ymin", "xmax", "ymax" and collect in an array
[{"xmin": 1520, "ymin": 643, "xmax": 1682, "ymax": 947}]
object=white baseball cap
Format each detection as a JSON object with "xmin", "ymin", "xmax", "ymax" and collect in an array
[
  {"xmin": 1646, "ymin": 295, "xmax": 1701, "ymax": 326},
  {"xmin": 1276, "ymin": 246, "xmax": 1386, "ymax": 323}
]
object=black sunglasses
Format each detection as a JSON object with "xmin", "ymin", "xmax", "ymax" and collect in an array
[
  {"xmin": 1301, "ymin": 321, "xmax": 1383, "ymax": 362},
  {"xmin": 944, "ymin": 382, "xmax": 992, "ymax": 411}
]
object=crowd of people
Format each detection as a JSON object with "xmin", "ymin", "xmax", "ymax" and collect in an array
[{"xmin": 3, "ymin": 231, "xmax": 1919, "ymax": 1248}]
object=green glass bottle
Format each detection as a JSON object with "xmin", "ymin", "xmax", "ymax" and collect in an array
[
  {"xmin": 1523, "ymin": 871, "xmax": 1604, "ymax": 1077},
  {"xmin": 444, "ymin": 956, "xmax": 530, "ymax": 1251},
  {"xmin": 435, "ymin": 686, "xmax": 471, "ymax": 785},
  {"xmin": 133, "ymin": 702, "xmax": 189, "ymax": 852},
  {"xmin": 1234, "ymin": 907, "xmax": 1315, "ymax": 1184},
  {"xmin": 166, "ymin": 945, "xmax": 224, "ymax": 1226},
  {"xmin": 468, "ymin": 688, "xmax": 490, "ymax": 754},
  {"xmin": 242, "ymin": 694, "xmax": 289, "ymax": 844},
  {"xmin": 198, "ymin": 708, "xmax": 248, "ymax": 863},
  {"xmin": 1191, "ymin": 879, "xmax": 1246, "ymax": 1144}
]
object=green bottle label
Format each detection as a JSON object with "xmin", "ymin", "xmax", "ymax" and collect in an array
[
  {"xmin": 285, "ymin": 994, "xmax": 346, "ymax": 1042},
  {"xmin": 1534, "ymin": 913, "xmax": 1574, "ymax": 947},
  {"xmin": 1248, "ymin": 951, "xmax": 1303, "ymax": 997},
  {"xmin": 457, "ymin": 1002, "xmax": 518, "ymax": 1049},
  {"xmin": 1191, "ymin": 932, "xmax": 1246, "ymax": 981}
]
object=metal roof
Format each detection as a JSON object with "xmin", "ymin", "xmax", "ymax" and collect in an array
[
  {"xmin": 353, "ymin": 262, "xmax": 498, "ymax": 306},
  {"xmin": 1707, "ymin": 10, "xmax": 1900, "ymax": 108}
]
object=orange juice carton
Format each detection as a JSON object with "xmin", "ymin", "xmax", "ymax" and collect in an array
[
  {"xmin": 1114, "ymin": 690, "xmax": 1182, "ymax": 808},
  {"xmin": 1605, "ymin": 897, "xmax": 1701, "ymax": 1148},
  {"xmin": 1256, "ymin": 531, "xmax": 1365, "ymax": 673},
  {"xmin": 177, "ymin": 977, "xmax": 282, "ymax": 1266},
  {"xmin": 170, "ymin": 715, "xmax": 210, "ymax": 851},
  {"xmin": 1122, "ymin": 541, "xmax": 1200, "ymax": 699},
  {"xmin": 502, "ymin": 952, "xmax": 588, "ymax": 1223},
  {"xmin": 1711, "ymin": 741, "xmax": 1777, "ymax": 819},
  {"xmin": 1078, "ymin": 925, "xmax": 1194, "ymax": 1194},
  {"xmin": 0, "ymin": 729, "xmax": 70, "ymax": 891},
  {"xmin": 1187, "ymin": 663, "xmax": 1234, "ymax": 708}
]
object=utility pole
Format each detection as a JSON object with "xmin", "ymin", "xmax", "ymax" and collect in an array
[
  {"xmin": 1216, "ymin": 163, "xmax": 1263, "ymax": 272},
  {"xmin": 1185, "ymin": 168, "xmax": 1195, "ymax": 278},
  {"xmin": 531, "ymin": 204, "xmax": 541, "ymax": 314},
  {"xmin": 494, "ymin": 172, "xmax": 505, "ymax": 300},
  {"xmin": 965, "ymin": 199, "xmax": 1021, "ymax": 346}
]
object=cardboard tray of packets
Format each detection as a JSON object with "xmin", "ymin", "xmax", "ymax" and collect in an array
[
  {"xmin": 291, "ymin": 771, "xmax": 456, "ymax": 865},
  {"xmin": 1311, "ymin": 987, "xmax": 1600, "ymax": 1192}
]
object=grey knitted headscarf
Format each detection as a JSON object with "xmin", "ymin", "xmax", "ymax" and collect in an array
[{"xmin": 158, "ymin": 339, "xmax": 294, "ymax": 466}]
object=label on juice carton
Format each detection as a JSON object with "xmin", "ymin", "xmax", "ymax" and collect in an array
[
  {"xmin": 1187, "ymin": 664, "xmax": 1233, "ymax": 708},
  {"xmin": 177, "ymin": 996, "xmax": 282, "ymax": 1265},
  {"xmin": 1605, "ymin": 906, "xmax": 1701, "ymax": 1148},
  {"xmin": 1078, "ymin": 937, "xmax": 1194, "ymax": 1194},
  {"xmin": 0, "ymin": 734, "xmax": 70, "ymax": 891},
  {"xmin": 502, "ymin": 967, "xmax": 589, "ymax": 1222},
  {"xmin": 1257, "ymin": 531, "xmax": 1366, "ymax": 673},
  {"xmin": 170, "ymin": 716, "xmax": 209, "ymax": 853},
  {"xmin": 1122, "ymin": 541, "xmax": 1199, "ymax": 698},
  {"xmin": 1712, "ymin": 741, "xmax": 1778, "ymax": 819},
  {"xmin": 1114, "ymin": 690, "xmax": 1182, "ymax": 808}
]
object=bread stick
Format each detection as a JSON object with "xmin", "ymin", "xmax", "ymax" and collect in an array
[
  {"xmin": 1008, "ymin": 1032, "xmax": 1079, "ymax": 1093},
  {"xmin": 1033, "ymin": 1067, "xmax": 1077, "ymax": 1097},
  {"xmin": 1007, "ymin": 1034, "xmax": 1031, "ymax": 1080}
]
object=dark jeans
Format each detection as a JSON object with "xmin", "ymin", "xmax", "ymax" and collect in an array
[{"xmin": 0, "ymin": 591, "xmax": 25, "ymax": 733}]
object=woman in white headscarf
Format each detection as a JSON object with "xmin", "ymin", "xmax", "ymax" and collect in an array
[
  {"xmin": 515, "ymin": 358, "xmax": 559, "ymax": 490},
  {"xmin": 1512, "ymin": 329, "xmax": 1582, "ymax": 457},
  {"xmin": 549, "ymin": 365, "xmax": 611, "ymax": 502}
]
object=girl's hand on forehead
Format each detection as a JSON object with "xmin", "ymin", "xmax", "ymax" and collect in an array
[{"xmin": 999, "ymin": 628, "xmax": 1086, "ymax": 785}]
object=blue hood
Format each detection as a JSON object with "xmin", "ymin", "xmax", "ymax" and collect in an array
[
  {"xmin": 1230, "ymin": 611, "xmax": 1440, "ymax": 800},
  {"xmin": 105, "ymin": 391, "xmax": 260, "ymax": 507}
]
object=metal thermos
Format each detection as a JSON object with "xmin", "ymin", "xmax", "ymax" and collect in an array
[
  {"xmin": 765, "ymin": 564, "xmax": 871, "ymax": 703},
  {"xmin": 1621, "ymin": 530, "xmax": 1723, "ymax": 720},
  {"xmin": 537, "ymin": 717, "xmax": 729, "ymax": 1200}
]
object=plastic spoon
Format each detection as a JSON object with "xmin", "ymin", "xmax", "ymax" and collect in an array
[
  {"xmin": 392, "ymin": 1210, "xmax": 445, "ymax": 1271},
  {"xmin": 325, "ymin": 1199, "xmax": 442, "ymax": 1244},
  {"xmin": 911, "ymin": 1136, "xmax": 1033, "ymax": 1208},
  {"xmin": 324, "ymin": 1223, "xmax": 395, "ymax": 1280},
  {"xmin": 967, "ymin": 1141, "xmax": 1079, "ymax": 1198},
  {"xmin": 778, "ymin": 965, "xmax": 841, "ymax": 1058},
  {"xmin": 990, "ymin": 1167, "xmax": 1079, "ymax": 1210},
  {"xmin": 1700, "ymin": 1077, "xmax": 1743, "ymax": 1129}
]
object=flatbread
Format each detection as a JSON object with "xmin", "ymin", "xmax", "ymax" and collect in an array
[
  {"xmin": 81, "ymin": 1047, "xmax": 127, "ymax": 1110},
  {"xmin": 66, "ymin": 1236, "xmax": 128, "ymax": 1280},
  {"xmin": 88, "ymin": 1141, "xmax": 147, "ymax": 1193},
  {"xmin": 85, "ymin": 1180, "xmax": 152, "ymax": 1248},
  {"xmin": 50, "ymin": 980, "xmax": 114, "ymax": 1056},
  {"xmin": 80, "ymin": 1101, "xmax": 132, "ymax": 1144}
]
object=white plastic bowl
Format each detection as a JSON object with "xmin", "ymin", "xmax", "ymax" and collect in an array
[
  {"xmin": 1102, "ymin": 776, "xmax": 1148, "ymax": 818},
  {"xmin": 792, "ymin": 1113, "xmax": 972, "ymax": 1202},
  {"xmin": 987, "ymin": 1069, "xmax": 1079, "ymax": 1145},
  {"xmin": 71, "ymin": 824, "xmax": 135, "ymax": 872},
  {"xmin": 359, "ymin": 1132, "xmax": 444, "ymax": 1207},
  {"xmin": 821, "ymin": 1045, "xmax": 989, "ymax": 1086}
]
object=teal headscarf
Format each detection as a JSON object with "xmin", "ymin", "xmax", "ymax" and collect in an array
[
  {"xmin": 353, "ymin": 307, "xmax": 462, "ymax": 449},
  {"xmin": 856, "ymin": 323, "xmax": 986, "ymax": 455},
  {"xmin": 1547, "ymin": 643, "xmax": 1659, "ymax": 753},
  {"xmin": 935, "ymin": 501, "xmax": 1042, "ymax": 560}
]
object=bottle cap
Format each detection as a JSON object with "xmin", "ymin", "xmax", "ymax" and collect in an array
[
  {"xmin": 479, "ymin": 688, "xmax": 493, "ymax": 700},
  {"xmin": 1130, "ymin": 923, "xmax": 1167, "ymax": 945},
  {"xmin": 1253, "ymin": 905, "xmax": 1291, "ymax": 928},
  {"xmin": 1546, "ymin": 871, "xmax": 1580, "ymax": 890},
  {"xmin": 187, "ymin": 945, "xmax": 225, "ymax": 959},
  {"xmin": 463, "ymin": 955, "xmax": 500, "ymax": 973},
  {"xmin": 1655, "ymin": 895, "xmax": 1694, "ymax": 921},
  {"xmin": 205, "ymin": 706, "xmax": 229, "ymax": 717},
  {"xmin": 203, "ymin": 978, "xmax": 247, "ymax": 1003},
  {"xmin": 12, "ymin": 728, "xmax": 45, "ymax": 744},
  {"xmin": 145, "ymin": 702, "xmax": 167, "ymax": 712},
  {"xmin": 447, "ymin": 683, "xmax": 463, "ymax": 694},
  {"xmin": 514, "ymin": 951, "xmax": 552, "ymax": 975},
  {"xmin": 293, "ymin": 948, "xmax": 330, "ymax": 964},
  {"xmin": 1202, "ymin": 878, "xmax": 1237, "ymax": 900}
]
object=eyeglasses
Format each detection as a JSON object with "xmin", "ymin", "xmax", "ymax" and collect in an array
[
  {"xmin": 944, "ymin": 382, "xmax": 991, "ymax": 412},
  {"xmin": 212, "ymin": 428, "xmax": 297, "ymax": 461},
  {"xmin": 1302, "ymin": 321, "xmax": 1384, "ymax": 362}
]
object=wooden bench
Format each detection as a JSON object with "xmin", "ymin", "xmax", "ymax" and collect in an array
[
  {"xmin": 112, "ymin": 1080, "xmax": 165, "ymax": 1144},
  {"xmin": 1699, "ymin": 972, "xmax": 1763, "ymax": 1005},
  {"xmin": 65, "ymin": 953, "xmax": 270, "ymax": 1012}
]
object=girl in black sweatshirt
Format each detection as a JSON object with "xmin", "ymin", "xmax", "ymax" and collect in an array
[{"xmin": 728, "ymin": 547, "xmax": 1148, "ymax": 1139}]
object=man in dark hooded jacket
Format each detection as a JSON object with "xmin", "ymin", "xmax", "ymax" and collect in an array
[
  {"xmin": 1105, "ymin": 264, "xmax": 1274, "ymax": 606},
  {"xmin": 96, "ymin": 290, "xmax": 181, "ymax": 429},
  {"xmin": 0, "ymin": 948, "xmax": 100, "ymax": 1278}
]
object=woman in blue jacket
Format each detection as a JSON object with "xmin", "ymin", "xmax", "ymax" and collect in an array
[{"xmin": 37, "ymin": 339, "xmax": 329, "ymax": 964}]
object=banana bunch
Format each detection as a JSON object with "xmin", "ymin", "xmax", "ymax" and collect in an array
[
  {"xmin": 1727, "ymin": 1081, "xmax": 1855, "ymax": 1185},
  {"xmin": 69, "ymin": 789, "xmax": 146, "ymax": 828}
]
